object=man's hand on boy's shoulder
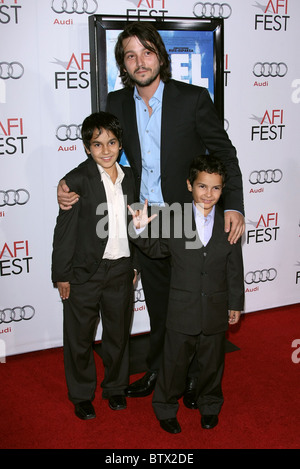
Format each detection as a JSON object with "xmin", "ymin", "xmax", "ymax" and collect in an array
[
  {"xmin": 57, "ymin": 179, "xmax": 80, "ymax": 210},
  {"xmin": 224, "ymin": 211, "xmax": 245, "ymax": 245}
]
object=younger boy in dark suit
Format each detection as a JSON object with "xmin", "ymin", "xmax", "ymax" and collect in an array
[
  {"xmin": 129, "ymin": 155, "xmax": 244, "ymax": 434},
  {"xmin": 52, "ymin": 112, "xmax": 138, "ymax": 420}
]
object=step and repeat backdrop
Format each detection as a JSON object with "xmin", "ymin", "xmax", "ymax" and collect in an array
[{"xmin": 1, "ymin": 0, "xmax": 299, "ymax": 358}]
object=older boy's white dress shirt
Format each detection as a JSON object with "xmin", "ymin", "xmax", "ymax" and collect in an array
[{"xmin": 98, "ymin": 162, "xmax": 130, "ymax": 260}]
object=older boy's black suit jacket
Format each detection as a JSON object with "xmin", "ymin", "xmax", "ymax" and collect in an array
[
  {"xmin": 132, "ymin": 204, "xmax": 244, "ymax": 336},
  {"xmin": 52, "ymin": 158, "xmax": 137, "ymax": 285},
  {"xmin": 106, "ymin": 79, "xmax": 244, "ymax": 214}
]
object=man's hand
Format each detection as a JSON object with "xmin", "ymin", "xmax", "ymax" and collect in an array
[
  {"xmin": 57, "ymin": 281, "xmax": 70, "ymax": 300},
  {"xmin": 57, "ymin": 179, "xmax": 80, "ymax": 210},
  {"xmin": 224, "ymin": 211, "xmax": 245, "ymax": 244}
]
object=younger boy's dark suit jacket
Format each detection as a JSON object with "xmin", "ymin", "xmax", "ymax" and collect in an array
[
  {"xmin": 52, "ymin": 158, "xmax": 137, "ymax": 285},
  {"xmin": 131, "ymin": 204, "xmax": 244, "ymax": 336}
]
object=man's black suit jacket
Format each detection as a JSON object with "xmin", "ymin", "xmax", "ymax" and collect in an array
[
  {"xmin": 131, "ymin": 204, "xmax": 244, "ymax": 336},
  {"xmin": 52, "ymin": 158, "xmax": 137, "ymax": 285},
  {"xmin": 106, "ymin": 79, "xmax": 244, "ymax": 214}
]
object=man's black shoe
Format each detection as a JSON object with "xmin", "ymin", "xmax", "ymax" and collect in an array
[
  {"xmin": 74, "ymin": 400, "xmax": 96, "ymax": 420},
  {"xmin": 183, "ymin": 377, "xmax": 198, "ymax": 409},
  {"xmin": 126, "ymin": 371, "xmax": 158, "ymax": 397},
  {"xmin": 201, "ymin": 414, "xmax": 219, "ymax": 429},
  {"xmin": 108, "ymin": 395, "xmax": 127, "ymax": 410},
  {"xmin": 159, "ymin": 418, "xmax": 181, "ymax": 434}
]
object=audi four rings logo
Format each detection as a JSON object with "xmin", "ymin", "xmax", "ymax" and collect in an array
[
  {"xmin": 253, "ymin": 62, "xmax": 288, "ymax": 78},
  {"xmin": 56, "ymin": 124, "xmax": 82, "ymax": 141},
  {"xmin": 51, "ymin": 0, "xmax": 98, "ymax": 14},
  {"xmin": 245, "ymin": 269, "xmax": 277, "ymax": 285},
  {"xmin": 0, "ymin": 190, "xmax": 30, "ymax": 207},
  {"xmin": 0, "ymin": 306, "xmax": 35, "ymax": 324},
  {"xmin": 0, "ymin": 62, "xmax": 24, "ymax": 80},
  {"xmin": 249, "ymin": 169, "xmax": 283, "ymax": 185},
  {"xmin": 134, "ymin": 288, "xmax": 145, "ymax": 303},
  {"xmin": 193, "ymin": 2, "xmax": 232, "ymax": 18}
]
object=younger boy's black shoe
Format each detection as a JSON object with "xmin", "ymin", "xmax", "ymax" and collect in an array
[
  {"xmin": 201, "ymin": 415, "xmax": 218, "ymax": 429},
  {"xmin": 159, "ymin": 418, "xmax": 181, "ymax": 434},
  {"xmin": 74, "ymin": 400, "xmax": 96, "ymax": 420}
]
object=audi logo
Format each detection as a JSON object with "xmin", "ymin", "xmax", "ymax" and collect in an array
[
  {"xmin": 56, "ymin": 124, "xmax": 82, "ymax": 141},
  {"xmin": 0, "ymin": 189, "xmax": 30, "ymax": 207},
  {"xmin": 0, "ymin": 62, "xmax": 24, "ymax": 80},
  {"xmin": 0, "ymin": 306, "xmax": 35, "ymax": 324},
  {"xmin": 193, "ymin": 2, "xmax": 232, "ymax": 19},
  {"xmin": 51, "ymin": 0, "xmax": 98, "ymax": 14},
  {"xmin": 249, "ymin": 169, "xmax": 283, "ymax": 185},
  {"xmin": 245, "ymin": 269, "xmax": 277, "ymax": 285},
  {"xmin": 134, "ymin": 288, "xmax": 145, "ymax": 303},
  {"xmin": 253, "ymin": 62, "xmax": 288, "ymax": 78}
]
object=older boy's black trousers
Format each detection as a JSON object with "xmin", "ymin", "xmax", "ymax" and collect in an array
[{"xmin": 62, "ymin": 257, "xmax": 134, "ymax": 405}]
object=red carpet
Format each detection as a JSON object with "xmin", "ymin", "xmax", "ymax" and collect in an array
[{"xmin": 1, "ymin": 304, "xmax": 299, "ymax": 450}]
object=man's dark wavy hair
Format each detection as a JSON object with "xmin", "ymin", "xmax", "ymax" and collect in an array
[{"xmin": 114, "ymin": 22, "xmax": 171, "ymax": 88}]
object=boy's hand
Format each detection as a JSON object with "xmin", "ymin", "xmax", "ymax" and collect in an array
[
  {"xmin": 57, "ymin": 281, "xmax": 70, "ymax": 300},
  {"xmin": 57, "ymin": 179, "xmax": 80, "ymax": 210},
  {"xmin": 228, "ymin": 310, "xmax": 241, "ymax": 325},
  {"xmin": 128, "ymin": 199, "xmax": 157, "ymax": 229},
  {"xmin": 224, "ymin": 211, "xmax": 245, "ymax": 244}
]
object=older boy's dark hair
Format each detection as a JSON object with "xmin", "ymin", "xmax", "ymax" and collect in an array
[
  {"xmin": 81, "ymin": 112, "xmax": 122, "ymax": 152},
  {"xmin": 188, "ymin": 155, "xmax": 227, "ymax": 186},
  {"xmin": 114, "ymin": 22, "xmax": 171, "ymax": 88}
]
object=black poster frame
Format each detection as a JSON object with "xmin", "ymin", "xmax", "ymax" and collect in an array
[{"xmin": 88, "ymin": 15, "xmax": 224, "ymax": 121}]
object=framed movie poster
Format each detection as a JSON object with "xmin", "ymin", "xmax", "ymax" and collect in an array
[{"xmin": 88, "ymin": 15, "xmax": 224, "ymax": 120}]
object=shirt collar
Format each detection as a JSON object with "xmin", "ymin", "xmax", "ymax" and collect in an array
[
  {"xmin": 97, "ymin": 161, "xmax": 124, "ymax": 183},
  {"xmin": 134, "ymin": 80, "xmax": 164, "ymax": 105},
  {"xmin": 193, "ymin": 203, "xmax": 215, "ymax": 223}
]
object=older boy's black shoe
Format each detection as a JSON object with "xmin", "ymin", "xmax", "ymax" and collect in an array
[
  {"xmin": 159, "ymin": 418, "xmax": 181, "ymax": 434},
  {"xmin": 74, "ymin": 400, "xmax": 96, "ymax": 420},
  {"xmin": 183, "ymin": 377, "xmax": 198, "ymax": 409},
  {"xmin": 126, "ymin": 371, "xmax": 158, "ymax": 397},
  {"xmin": 201, "ymin": 415, "xmax": 218, "ymax": 429}
]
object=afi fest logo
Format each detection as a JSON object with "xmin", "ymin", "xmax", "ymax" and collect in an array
[
  {"xmin": 246, "ymin": 212, "xmax": 279, "ymax": 244},
  {"xmin": 53, "ymin": 53, "xmax": 90, "ymax": 90},
  {"xmin": 254, "ymin": 0, "xmax": 289, "ymax": 31},
  {"xmin": 250, "ymin": 109, "xmax": 285, "ymax": 141},
  {"xmin": 0, "ymin": 0, "xmax": 22, "ymax": 25},
  {"xmin": 0, "ymin": 240, "xmax": 32, "ymax": 277},
  {"xmin": 0, "ymin": 117, "xmax": 27, "ymax": 155},
  {"xmin": 126, "ymin": 0, "xmax": 168, "ymax": 20}
]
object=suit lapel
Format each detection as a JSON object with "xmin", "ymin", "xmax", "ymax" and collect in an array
[
  {"xmin": 122, "ymin": 90, "xmax": 142, "ymax": 174},
  {"xmin": 205, "ymin": 205, "xmax": 225, "ymax": 250},
  {"xmin": 86, "ymin": 158, "xmax": 107, "ymax": 204},
  {"xmin": 161, "ymin": 81, "xmax": 182, "ymax": 174}
]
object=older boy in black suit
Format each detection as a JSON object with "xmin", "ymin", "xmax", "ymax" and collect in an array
[
  {"xmin": 129, "ymin": 155, "xmax": 244, "ymax": 434},
  {"xmin": 52, "ymin": 112, "xmax": 138, "ymax": 420}
]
